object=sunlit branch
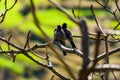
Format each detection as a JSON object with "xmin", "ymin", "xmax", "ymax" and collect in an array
[
  {"xmin": 94, "ymin": 64, "xmax": 120, "ymax": 72},
  {"xmin": 54, "ymin": 41, "xmax": 83, "ymax": 58}
]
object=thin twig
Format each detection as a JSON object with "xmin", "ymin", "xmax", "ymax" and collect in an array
[
  {"xmin": 23, "ymin": 51, "xmax": 71, "ymax": 80},
  {"xmin": 7, "ymin": 0, "xmax": 17, "ymax": 11},
  {"xmin": 95, "ymin": 0, "xmax": 113, "ymax": 14},
  {"xmin": 0, "ymin": 0, "xmax": 17, "ymax": 23},
  {"xmin": 50, "ymin": 75, "xmax": 55, "ymax": 80},
  {"xmin": 111, "ymin": 70, "xmax": 118, "ymax": 80},
  {"xmin": 31, "ymin": 1, "xmax": 76, "ymax": 79},
  {"xmin": 24, "ymin": 30, "xmax": 31, "ymax": 49},
  {"xmin": 29, "ymin": 48, "xmax": 46, "ymax": 60},
  {"xmin": 95, "ymin": 0, "xmax": 120, "ymax": 23},
  {"xmin": 48, "ymin": 0, "xmax": 79, "ymax": 24},
  {"xmin": 91, "ymin": 5, "xmax": 106, "ymax": 36},
  {"xmin": 95, "ymin": 47, "xmax": 120, "ymax": 62},
  {"xmin": 0, "ymin": 11, "xmax": 7, "ymax": 23},
  {"xmin": 0, "ymin": 36, "xmax": 22, "ymax": 50},
  {"xmin": 72, "ymin": 8, "xmax": 77, "ymax": 20},
  {"xmin": 5, "ymin": 0, "xmax": 7, "ymax": 9},
  {"xmin": 30, "ymin": 0, "xmax": 50, "ymax": 41},
  {"xmin": 94, "ymin": 30, "xmax": 101, "ymax": 64},
  {"xmin": 73, "ymin": 35, "xmax": 120, "ymax": 43},
  {"xmin": 104, "ymin": 0, "xmax": 109, "ymax": 7},
  {"xmin": 0, "ymin": 46, "xmax": 4, "ymax": 52},
  {"xmin": 7, "ymin": 35, "xmax": 12, "ymax": 50},
  {"xmin": 1, "ymin": 34, "xmax": 120, "ymax": 66},
  {"xmin": 45, "ymin": 47, "xmax": 52, "ymax": 66},
  {"xmin": 115, "ymin": 0, "xmax": 120, "ymax": 12},
  {"xmin": 7, "ymin": 35, "xmax": 16, "ymax": 62},
  {"xmin": 113, "ymin": 22, "xmax": 120, "ymax": 30},
  {"xmin": 112, "ymin": 9, "xmax": 120, "ymax": 22},
  {"xmin": 0, "ymin": 36, "xmax": 71, "ymax": 80},
  {"xmin": 25, "ymin": 31, "xmax": 45, "ymax": 59}
]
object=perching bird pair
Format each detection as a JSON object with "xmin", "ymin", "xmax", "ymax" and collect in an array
[{"xmin": 54, "ymin": 23, "xmax": 76, "ymax": 56}]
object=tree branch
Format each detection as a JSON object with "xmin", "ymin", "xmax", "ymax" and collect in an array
[
  {"xmin": 94, "ymin": 64, "xmax": 120, "ymax": 72},
  {"xmin": 0, "ymin": 0, "xmax": 17, "ymax": 23}
]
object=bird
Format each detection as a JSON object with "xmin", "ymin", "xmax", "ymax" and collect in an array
[
  {"xmin": 54, "ymin": 25, "xmax": 66, "ymax": 56},
  {"xmin": 62, "ymin": 23, "xmax": 76, "ymax": 48}
]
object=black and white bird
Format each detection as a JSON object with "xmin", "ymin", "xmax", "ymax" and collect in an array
[
  {"xmin": 62, "ymin": 23, "xmax": 76, "ymax": 48},
  {"xmin": 54, "ymin": 25, "xmax": 66, "ymax": 56}
]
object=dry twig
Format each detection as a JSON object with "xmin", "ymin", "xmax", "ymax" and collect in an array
[{"xmin": 0, "ymin": 0, "xmax": 17, "ymax": 23}]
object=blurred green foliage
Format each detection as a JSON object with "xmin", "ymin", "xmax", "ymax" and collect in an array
[
  {"xmin": 0, "ymin": 0, "xmax": 120, "ymax": 80},
  {"xmin": 0, "ymin": 56, "xmax": 24, "ymax": 74},
  {"xmin": 1, "ymin": 0, "xmax": 119, "ymax": 38}
]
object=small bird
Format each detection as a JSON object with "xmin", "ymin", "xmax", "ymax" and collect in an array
[
  {"xmin": 62, "ymin": 23, "xmax": 76, "ymax": 48},
  {"xmin": 54, "ymin": 25, "xmax": 66, "ymax": 56}
]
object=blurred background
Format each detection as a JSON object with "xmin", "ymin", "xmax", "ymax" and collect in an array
[{"xmin": 0, "ymin": 0, "xmax": 120, "ymax": 80}]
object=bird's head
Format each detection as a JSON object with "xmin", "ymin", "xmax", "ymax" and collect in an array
[
  {"xmin": 57, "ymin": 25, "xmax": 61, "ymax": 29},
  {"xmin": 62, "ymin": 23, "xmax": 67, "ymax": 29}
]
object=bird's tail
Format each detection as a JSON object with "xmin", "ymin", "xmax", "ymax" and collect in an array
[
  {"xmin": 70, "ymin": 40, "xmax": 76, "ymax": 48},
  {"xmin": 60, "ymin": 41, "xmax": 67, "ymax": 56},
  {"xmin": 63, "ymin": 51, "xmax": 66, "ymax": 56}
]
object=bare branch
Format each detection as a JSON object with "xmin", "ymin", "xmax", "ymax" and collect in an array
[
  {"xmin": 30, "ymin": 2, "xmax": 74, "ymax": 78},
  {"xmin": 113, "ymin": 22, "xmax": 120, "ymax": 30},
  {"xmin": 0, "ymin": 11, "xmax": 7, "ymax": 23},
  {"xmin": 104, "ymin": 35, "xmax": 109, "ymax": 80},
  {"xmin": 95, "ymin": 0, "xmax": 120, "ymax": 23},
  {"xmin": 95, "ymin": 0, "xmax": 113, "ymax": 14},
  {"xmin": 94, "ymin": 64, "xmax": 120, "ymax": 72},
  {"xmin": 45, "ymin": 47, "xmax": 52, "ymax": 66},
  {"xmin": 48, "ymin": 0, "xmax": 79, "ymax": 24},
  {"xmin": 94, "ymin": 30, "xmax": 101, "ymax": 64},
  {"xmin": 23, "ymin": 51, "xmax": 71, "ymax": 80},
  {"xmin": 7, "ymin": 35, "xmax": 12, "ymax": 50},
  {"xmin": 0, "ymin": 0, "xmax": 17, "ymax": 23},
  {"xmin": 78, "ymin": 18, "xmax": 90, "ymax": 80},
  {"xmin": 1, "ymin": 0, "xmax": 120, "ymax": 80},
  {"xmin": 24, "ymin": 31, "xmax": 31, "ymax": 49},
  {"xmin": 50, "ymin": 75, "xmax": 55, "ymax": 80},
  {"xmin": 30, "ymin": 0, "xmax": 50, "ymax": 41},
  {"xmin": 95, "ymin": 47, "xmax": 120, "ymax": 62},
  {"xmin": 73, "ymin": 35, "xmax": 120, "ymax": 43},
  {"xmin": 0, "ymin": 34, "xmax": 74, "ymax": 80},
  {"xmin": 104, "ymin": 35, "xmax": 109, "ymax": 64},
  {"xmin": 31, "ymin": 50, "xmax": 46, "ymax": 60},
  {"xmin": 0, "ymin": 36, "xmax": 71, "ymax": 80},
  {"xmin": 54, "ymin": 41, "xmax": 83, "ymax": 58},
  {"xmin": 72, "ymin": 8, "xmax": 77, "ymax": 20},
  {"xmin": 5, "ymin": 0, "xmax": 7, "ymax": 9},
  {"xmin": 0, "ymin": 46, "xmax": 4, "ymax": 52},
  {"xmin": 111, "ymin": 70, "xmax": 118, "ymax": 80},
  {"xmin": 7, "ymin": 0, "xmax": 17, "ymax": 11},
  {"xmin": 0, "ymin": 36, "xmax": 22, "ymax": 50},
  {"xmin": 91, "ymin": 5, "xmax": 106, "ymax": 36},
  {"xmin": 115, "ymin": 0, "xmax": 120, "ymax": 12},
  {"xmin": 104, "ymin": 0, "xmax": 109, "ymax": 7},
  {"xmin": 79, "ymin": 30, "xmax": 101, "ymax": 80}
]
